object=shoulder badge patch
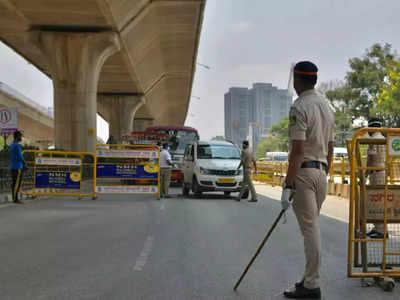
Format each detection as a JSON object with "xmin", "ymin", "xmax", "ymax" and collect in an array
[{"xmin": 290, "ymin": 115, "xmax": 296, "ymax": 126}]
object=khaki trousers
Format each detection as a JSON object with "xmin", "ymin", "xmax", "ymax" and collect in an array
[
  {"xmin": 370, "ymin": 170, "xmax": 385, "ymax": 233},
  {"xmin": 292, "ymin": 167, "xmax": 327, "ymax": 289},
  {"xmin": 239, "ymin": 168, "xmax": 257, "ymax": 200},
  {"xmin": 160, "ymin": 168, "xmax": 171, "ymax": 197}
]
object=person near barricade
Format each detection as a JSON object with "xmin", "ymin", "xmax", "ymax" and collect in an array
[
  {"xmin": 159, "ymin": 142, "xmax": 173, "ymax": 199},
  {"xmin": 365, "ymin": 118, "xmax": 387, "ymax": 239},
  {"xmin": 237, "ymin": 140, "xmax": 258, "ymax": 202},
  {"xmin": 281, "ymin": 61, "xmax": 335, "ymax": 299},
  {"xmin": 10, "ymin": 130, "xmax": 26, "ymax": 204}
]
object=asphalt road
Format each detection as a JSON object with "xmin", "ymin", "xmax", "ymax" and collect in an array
[{"xmin": 0, "ymin": 189, "xmax": 399, "ymax": 300}]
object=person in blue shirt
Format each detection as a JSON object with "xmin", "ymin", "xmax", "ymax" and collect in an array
[{"xmin": 10, "ymin": 130, "xmax": 25, "ymax": 204}]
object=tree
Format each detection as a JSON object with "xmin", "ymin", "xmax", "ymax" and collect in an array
[
  {"xmin": 326, "ymin": 44, "xmax": 396, "ymax": 121},
  {"xmin": 270, "ymin": 117, "xmax": 289, "ymax": 152},
  {"xmin": 374, "ymin": 58, "xmax": 400, "ymax": 126},
  {"xmin": 255, "ymin": 117, "xmax": 289, "ymax": 159},
  {"xmin": 256, "ymin": 136, "xmax": 280, "ymax": 159},
  {"xmin": 318, "ymin": 80, "xmax": 353, "ymax": 146}
]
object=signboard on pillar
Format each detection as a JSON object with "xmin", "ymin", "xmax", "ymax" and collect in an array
[{"xmin": 0, "ymin": 107, "xmax": 18, "ymax": 134}]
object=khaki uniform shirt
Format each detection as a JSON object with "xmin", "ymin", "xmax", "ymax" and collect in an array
[
  {"xmin": 289, "ymin": 89, "xmax": 335, "ymax": 165},
  {"xmin": 241, "ymin": 148, "xmax": 254, "ymax": 170}
]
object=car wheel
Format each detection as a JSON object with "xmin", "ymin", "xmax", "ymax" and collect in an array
[
  {"xmin": 182, "ymin": 182, "xmax": 190, "ymax": 196},
  {"xmin": 224, "ymin": 191, "xmax": 231, "ymax": 197},
  {"xmin": 192, "ymin": 177, "xmax": 202, "ymax": 198},
  {"xmin": 242, "ymin": 190, "xmax": 249, "ymax": 199}
]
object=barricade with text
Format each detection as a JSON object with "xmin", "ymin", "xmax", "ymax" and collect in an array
[{"xmin": 95, "ymin": 144, "xmax": 160, "ymax": 197}]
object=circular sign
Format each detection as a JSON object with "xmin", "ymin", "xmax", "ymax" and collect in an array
[
  {"xmin": 144, "ymin": 164, "xmax": 159, "ymax": 174},
  {"xmin": 0, "ymin": 108, "xmax": 12, "ymax": 124},
  {"xmin": 70, "ymin": 172, "xmax": 82, "ymax": 182},
  {"xmin": 392, "ymin": 139, "xmax": 400, "ymax": 152}
]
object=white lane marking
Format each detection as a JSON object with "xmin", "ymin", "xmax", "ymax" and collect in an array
[
  {"xmin": 0, "ymin": 204, "xmax": 14, "ymax": 209},
  {"xmin": 134, "ymin": 236, "xmax": 154, "ymax": 271}
]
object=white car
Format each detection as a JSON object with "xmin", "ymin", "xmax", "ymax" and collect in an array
[{"xmin": 181, "ymin": 140, "xmax": 243, "ymax": 197}]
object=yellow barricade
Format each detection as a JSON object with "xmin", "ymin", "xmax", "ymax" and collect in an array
[
  {"xmin": 348, "ymin": 128, "xmax": 400, "ymax": 285},
  {"xmin": 95, "ymin": 144, "xmax": 160, "ymax": 197},
  {"xmin": 21, "ymin": 150, "xmax": 96, "ymax": 199},
  {"xmin": 254, "ymin": 161, "xmax": 287, "ymax": 186},
  {"xmin": 329, "ymin": 157, "xmax": 350, "ymax": 184}
]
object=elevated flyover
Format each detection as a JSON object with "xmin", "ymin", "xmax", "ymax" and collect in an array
[
  {"xmin": 0, "ymin": 0, "xmax": 206, "ymax": 151},
  {"xmin": 0, "ymin": 82, "xmax": 54, "ymax": 149}
]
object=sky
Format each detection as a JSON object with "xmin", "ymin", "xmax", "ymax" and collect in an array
[{"xmin": 0, "ymin": 0, "xmax": 400, "ymax": 141}]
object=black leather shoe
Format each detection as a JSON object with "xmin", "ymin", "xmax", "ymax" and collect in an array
[
  {"xmin": 284, "ymin": 285, "xmax": 321, "ymax": 299},
  {"xmin": 295, "ymin": 280, "xmax": 304, "ymax": 288},
  {"xmin": 369, "ymin": 231, "xmax": 389, "ymax": 239}
]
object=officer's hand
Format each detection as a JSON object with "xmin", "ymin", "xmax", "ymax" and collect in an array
[{"xmin": 281, "ymin": 182, "xmax": 295, "ymax": 211}]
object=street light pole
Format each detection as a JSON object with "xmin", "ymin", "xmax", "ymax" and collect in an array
[{"xmin": 196, "ymin": 62, "xmax": 210, "ymax": 70}]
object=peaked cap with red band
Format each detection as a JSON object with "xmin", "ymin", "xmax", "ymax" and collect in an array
[{"xmin": 294, "ymin": 61, "xmax": 318, "ymax": 76}]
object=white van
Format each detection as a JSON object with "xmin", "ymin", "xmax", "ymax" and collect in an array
[
  {"xmin": 264, "ymin": 152, "xmax": 288, "ymax": 162},
  {"xmin": 182, "ymin": 141, "xmax": 243, "ymax": 197},
  {"xmin": 333, "ymin": 147, "xmax": 348, "ymax": 158}
]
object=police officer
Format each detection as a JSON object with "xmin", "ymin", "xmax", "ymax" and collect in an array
[
  {"xmin": 10, "ymin": 130, "xmax": 26, "ymax": 204},
  {"xmin": 365, "ymin": 118, "xmax": 386, "ymax": 238},
  {"xmin": 281, "ymin": 61, "xmax": 335, "ymax": 299},
  {"xmin": 159, "ymin": 142, "xmax": 173, "ymax": 199},
  {"xmin": 237, "ymin": 140, "xmax": 258, "ymax": 202}
]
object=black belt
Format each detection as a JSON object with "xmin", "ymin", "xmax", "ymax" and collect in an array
[{"xmin": 301, "ymin": 161, "xmax": 327, "ymax": 171}]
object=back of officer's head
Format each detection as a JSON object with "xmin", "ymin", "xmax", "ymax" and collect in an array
[
  {"xmin": 242, "ymin": 140, "xmax": 249, "ymax": 149},
  {"xmin": 293, "ymin": 61, "xmax": 318, "ymax": 94},
  {"xmin": 162, "ymin": 142, "xmax": 169, "ymax": 150},
  {"xmin": 13, "ymin": 130, "xmax": 22, "ymax": 141},
  {"xmin": 368, "ymin": 118, "xmax": 382, "ymax": 128}
]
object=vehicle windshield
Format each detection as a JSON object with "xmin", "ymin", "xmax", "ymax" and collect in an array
[
  {"xmin": 155, "ymin": 129, "xmax": 198, "ymax": 155},
  {"xmin": 197, "ymin": 144, "xmax": 240, "ymax": 160}
]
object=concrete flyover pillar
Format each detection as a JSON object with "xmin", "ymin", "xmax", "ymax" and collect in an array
[
  {"xmin": 133, "ymin": 118, "xmax": 154, "ymax": 132},
  {"xmin": 29, "ymin": 30, "xmax": 120, "ymax": 152},
  {"xmin": 97, "ymin": 94, "xmax": 145, "ymax": 143}
]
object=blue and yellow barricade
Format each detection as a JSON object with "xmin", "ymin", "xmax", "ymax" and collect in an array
[
  {"xmin": 95, "ymin": 144, "xmax": 160, "ymax": 197},
  {"xmin": 21, "ymin": 150, "xmax": 96, "ymax": 199}
]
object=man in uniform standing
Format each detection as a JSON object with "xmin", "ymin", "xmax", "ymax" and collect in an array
[
  {"xmin": 365, "ymin": 118, "xmax": 387, "ymax": 238},
  {"xmin": 237, "ymin": 140, "xmax": 258, "ymax": 202},
  {"xmin": 281, "ymin": 61, "xmax": 335, "ymax": 299},
  {"xmin": 159, "ymin": 142, "xmax": 173, "ymax": 199},
  {"xmin": 10, "ymin": 130, "xmax": 26, "ymax": 204}
]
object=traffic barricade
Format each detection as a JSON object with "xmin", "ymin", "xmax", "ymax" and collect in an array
[
  {"xmin": 348, "ymin": 128, "xmax": 400, "ymax": 291},
  {"xmin": 95, "ymin": 144, "xmax": 160, "ymax": 197},
  {"xmin": 254, "ymin": 162, "xmax": 286, "ymax": 186},
  {"xmin": 254, "ymin": 162, "xmax": 276, "ymax": 185},
  {"xmin": 329, "ymin": 157, "xmax": 350, "ymax": 184},
  {"xmin": 21, "ymin": 150, "xmax": 96, "ymax": 199}
]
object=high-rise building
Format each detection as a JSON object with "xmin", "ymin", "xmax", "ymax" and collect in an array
[
  {"xmin": 224, "ymin": 83, "xmax": 291, "ymax": 149},
  {"xmin": 224, "ymin": 87, "xmax": 251, "ymax": 145}
]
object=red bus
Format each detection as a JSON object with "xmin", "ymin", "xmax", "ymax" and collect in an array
[{"xmin": 146, "ymin": 126, "xmax": 200, "ymax": 184}]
